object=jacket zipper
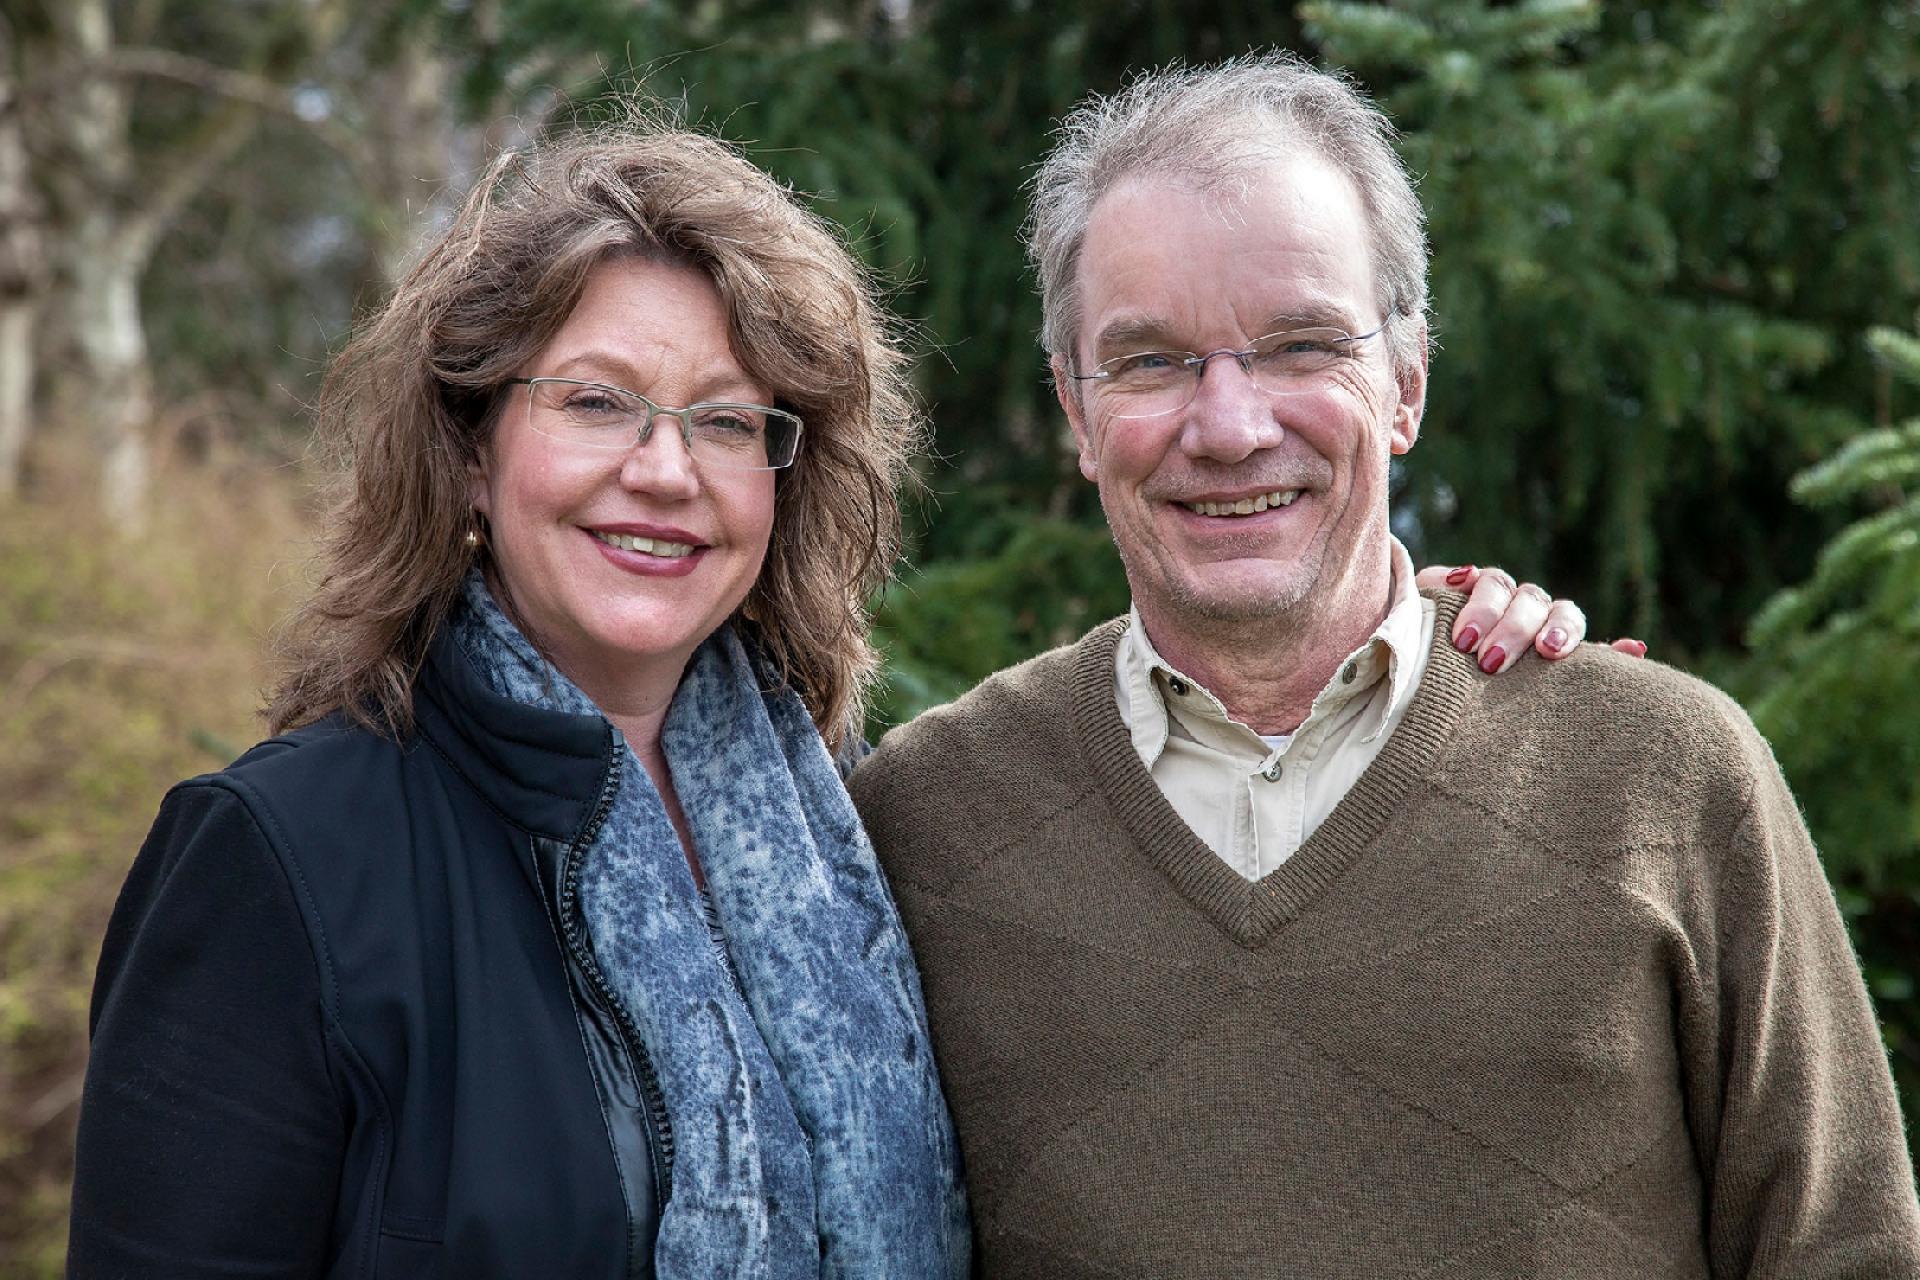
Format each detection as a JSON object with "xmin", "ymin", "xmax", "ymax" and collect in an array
[{"xmin": 556, "ymin": 745, "xmax": 677, "ymax": 1205}]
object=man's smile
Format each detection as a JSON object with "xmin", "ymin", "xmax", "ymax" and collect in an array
[{"xmin": 1178, "ymin": 488, "xmax": 1302, "ymax": 517}]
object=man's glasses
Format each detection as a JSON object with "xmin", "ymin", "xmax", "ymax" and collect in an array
[
  {"xmin": 1065, "ymin": 321, "xmax": 1391, "ymax": 420},
  {"xmin": 507, "ymin": 377, "xmax": 803, "ymax": 470}
]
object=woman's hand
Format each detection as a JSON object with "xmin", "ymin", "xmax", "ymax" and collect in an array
[{"xmin": 1414, "ymin": 564, "xmax": 1649, "ymax": 674}]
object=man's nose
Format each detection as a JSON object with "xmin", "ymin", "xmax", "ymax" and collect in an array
[
  {"xmin": 618, "ymin": 413, "xmax": 703, "ymax": 496},
  {"xmin": 1178, "ymin": 354, "xmax": 1283, "ymax": 463}
]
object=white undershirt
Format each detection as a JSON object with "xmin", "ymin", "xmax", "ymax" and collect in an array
[{"xmin": 1112, "ymin": 540, "xmax": 1435, "ymax": 881}]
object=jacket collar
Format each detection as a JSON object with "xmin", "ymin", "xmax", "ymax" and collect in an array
[{"xmin": 414, "ymin": 625, "xmax": 617, "ymax": 843}]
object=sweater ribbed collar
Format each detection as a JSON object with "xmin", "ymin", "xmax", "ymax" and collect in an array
[{"xmin": 1070, "ymin": 591, "xmax": 1478, "ymax": 947}]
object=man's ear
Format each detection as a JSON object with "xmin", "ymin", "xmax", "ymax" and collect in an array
[
  {"xmin": 1389, "ymin": 322, "xmax": 1428, "ymax": 456},
  {"xmin": 1054, "ymin": 356, "xmax": 1100, "ymax": 483}
]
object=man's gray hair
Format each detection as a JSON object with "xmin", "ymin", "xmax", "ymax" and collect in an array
[{"xmin": 1025, "ymin": 51, "xmax": 1430, "ymax": 383}]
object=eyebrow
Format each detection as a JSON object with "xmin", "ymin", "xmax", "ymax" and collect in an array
[
  {"xmin": 1262, "ymin": 303, "xmax": 1366, "ymax": 334},
  {"xmin": 1090, "ymin": 303, "xmax": 1371, "ymax": 359},
  {"xmin": 1090, "ymin": 317, "xmax": 1185, "ymax": 357},
  {"xmin": 546, "ymin": 352, "xmax": 647, "ymax": 388},
  {"xmin": 546, "ymin": 350, "xmax": 763, "ymax": 401}
]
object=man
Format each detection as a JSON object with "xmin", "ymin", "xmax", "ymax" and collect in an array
[{"xmin": 850, "ymin": 53, "xmax": 1920, "ymax": 1277}]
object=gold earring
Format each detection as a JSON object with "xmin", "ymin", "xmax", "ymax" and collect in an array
[{"xmin": 464, "ymin": 521, "xmax": 482, "ymax": 550}]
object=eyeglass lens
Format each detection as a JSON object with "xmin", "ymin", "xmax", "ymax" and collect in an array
[
  {"xmin": 523, "ymin": 379, "xmax": 800, "ymax": 469},
  {"xmin": 1094, "ymin": 328, "xmax": 1372, "ymax": 420}
]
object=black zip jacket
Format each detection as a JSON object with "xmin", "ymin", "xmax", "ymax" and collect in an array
[{"xmin": 69, "ymin": 629, "xmax": 668, "ymax": 1279}]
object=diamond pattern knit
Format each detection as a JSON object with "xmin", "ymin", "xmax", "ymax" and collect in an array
[{"xmin": 849, "ymin": 593, "xmax": 1920, "ymax": 1278}]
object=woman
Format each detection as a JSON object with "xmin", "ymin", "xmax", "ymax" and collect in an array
[{"xmin": 67, "ymin": 113, "xmax": 1596, "ymax": 1277}]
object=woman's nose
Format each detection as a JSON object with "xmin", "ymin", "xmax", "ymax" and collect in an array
[{"xmin": 618, "ymin": 414, "xmax": 703, "ymax": 496}]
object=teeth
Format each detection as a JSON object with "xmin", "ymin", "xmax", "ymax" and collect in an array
[
  {"xmin": 1182, "ymin": 489, "xmax": 1300, "ymax": 517},
  {"xmin": 592, "ymin": 530, "xmax": 697, "ymax": 558}
]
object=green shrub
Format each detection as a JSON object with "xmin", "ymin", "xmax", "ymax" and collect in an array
[{"xmin": 0, "ymin": 443, "xmax": 308, "ymax": 1275}]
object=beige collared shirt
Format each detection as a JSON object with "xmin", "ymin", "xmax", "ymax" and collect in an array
[{"xmin": 1113, "ymin": 540, "xmax": 1435, "ymax": 881}]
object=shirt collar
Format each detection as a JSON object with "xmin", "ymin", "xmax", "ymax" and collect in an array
[
  {"xmin": 1347, "ymin": 538, "xmax": 1426, "ymax": 744},
  {"xmin": 1116, "ymin": 604, "xmax": 1176, "ymax": 768},
  {"xmin": 1114, "ymin": 538, "xmax": 1427, "ymax": 764}
]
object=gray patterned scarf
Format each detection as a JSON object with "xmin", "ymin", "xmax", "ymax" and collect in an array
[{"xmin": 452, "ymin": 574, "xmax": 968, "ymax": 1277}]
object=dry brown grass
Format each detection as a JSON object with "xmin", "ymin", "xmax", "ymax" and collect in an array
[{"xmin": 0, "ymin": 434, "xmax": 311, "ymax": 1275}]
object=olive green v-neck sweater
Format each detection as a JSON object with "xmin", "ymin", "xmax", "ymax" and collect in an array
[{"xmin": 850, "ymin": 594, "xmax": 1920, "ymax": 1279}]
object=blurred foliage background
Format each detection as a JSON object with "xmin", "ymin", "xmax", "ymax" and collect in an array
[{"xmin": 1, "ymin": 0, "xmax": 1917, "ymax": 1269}]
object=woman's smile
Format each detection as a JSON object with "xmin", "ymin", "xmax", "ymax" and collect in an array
[{"xmin": 585, "ymin": 521, "xmax": 708, "ymax": 575}]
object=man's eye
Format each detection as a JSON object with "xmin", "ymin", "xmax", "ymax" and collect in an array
[
  {"xmin": 1110, "ymin": 352, "xmax": 1182, "ymax": 375},
  {"xmin": 1257, "ymin": 330, "xmax": 1350, "ymax": 361}
]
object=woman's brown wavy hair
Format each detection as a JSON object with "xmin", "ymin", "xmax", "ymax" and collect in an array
[{"xmin": 266, "ymin": 110, "xmax": 920, "ymax": 750}]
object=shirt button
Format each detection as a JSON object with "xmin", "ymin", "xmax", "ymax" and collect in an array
[
  {"xmin": 1167, "ymin": 677, "xmax": 1189, "ymax": 696},
  {"xmin": 1342, "ymin": 663, "xmax": 1358, "ymax": 684},
  {"xmin": 1262, "ymin": 761, "xmax": 1283, "ymax": 782}
]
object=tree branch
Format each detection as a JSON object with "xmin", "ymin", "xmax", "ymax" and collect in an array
[
  {"xmin": 109, "ymin": 47, "xmax": 294, "ymax": 115},
  {"xmin": 119, "ymin": 99, "xmax": 256, "ymax": 265},
  {"xmin": 105, "ymin": 47, "xmax": 368, "ymax": 169}
]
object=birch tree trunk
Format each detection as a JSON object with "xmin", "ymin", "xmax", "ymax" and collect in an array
[
  {"xmin": 18, "ymin": 0, "xmax": 478, "ymax": 516},
  {"xmin": 0, "ymin": 301, "xmax": 33, "ymax": 498},
  {"xmin": 0, "ymin": 15, "xmax": 42, "ymax": 499},
  {"xmin": 370, "ymin": 45, "xmax": 444, "ymax": 283},
  {"xmin": 45, "ymin": 0, "xmax": 151, "ymax": 522},
  {"xmin": 37, "ymin": 0, "xmax": 254, "ymax": 524},
  {"xmin": 361, "ymin": 42, "xmax": 473, "ymax": 287},
  {"xmin": 66, "ymin": 215, "xmax": 152, "ymax": 520}
]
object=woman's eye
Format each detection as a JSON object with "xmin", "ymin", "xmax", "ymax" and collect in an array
[
  {"xmin": 693, "ymin": 410, "xmax": 760, "ymax": 435},
  {"xmin": 564, "ymin": 392, "xmax": 626, "ymax": 416}
]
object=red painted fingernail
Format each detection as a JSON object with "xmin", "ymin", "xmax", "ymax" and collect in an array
[
  {"xmin": 1445, "ymin": 565, "xmax": 1474, "ymax": 586},
  {"xmin": 1622, "ymin": 638, "xmax": 1648, "ymax": 658},
  {"xmin": 1455, "ymin": 625, "xmax": 1480, "ymax": 653},
  {"xmin": 1544, "ymin": 627, "xmax": 1568, "ymax": 652},
  {"xmin": 1479, "ymin": 645, "xmax": 1507, "ymax": 674}
]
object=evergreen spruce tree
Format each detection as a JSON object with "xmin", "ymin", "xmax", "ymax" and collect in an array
[
  {"xmin": 1744, "ymin": 323, "xmax": 1920, "ymax": 1119},
  {"xmin": 1304, "ymin": 0, "xmax": 1920, "ymax": 653}
]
